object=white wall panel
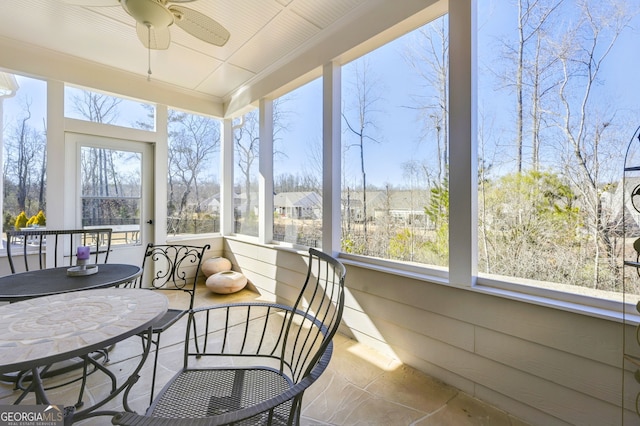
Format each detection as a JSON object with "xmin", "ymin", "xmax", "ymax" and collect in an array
[{"xmin": 223, "ymin": 241, "xmax": 628, "ymax": 426}]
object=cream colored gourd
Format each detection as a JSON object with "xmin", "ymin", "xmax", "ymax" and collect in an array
[
  {"xmin": 201, "ymin": 257, "xmax": 232, "ymax": 276},
  {"xmin": 205, "ymin": 270, "xmax": 247, "ymax": 294}
]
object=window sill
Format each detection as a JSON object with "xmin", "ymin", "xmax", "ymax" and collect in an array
[
  {"xmin": 336, "ymin": 254, "xmax": 639, "ymax": 326},
  {"xmin": 218, "ymin": 239, "xmax": 640, "ymax": 326}
]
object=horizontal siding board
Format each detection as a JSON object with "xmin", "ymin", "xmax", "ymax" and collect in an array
[
  {"xmin": 430, "ymin": 343, "xmax": 620, "ymax": 426},
  {"xmin": 346, "ymin": 265, "xmax": 620, "ymax": 366},
  {"xmin": 344, "ymin": 286, "xmax": 474, "ymax": 352},
  {"xmin": 476, "ymin": 327, "xmax": 622, "ymax": 406},
  {"xmin": 475, "ymin": 385, "xmax": 572, "ymax": 426},
  {"xmin": 390, "ymin": 345, "xmax": 477, "ymax": 396}
]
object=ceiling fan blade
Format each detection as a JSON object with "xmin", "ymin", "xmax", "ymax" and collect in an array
[
  {"xmin": 136, "ymin": 22, "xmax": 171, "ymax": 50},
  {"xmin": 61, "ymin": 0, "xmax": 119, "ymax": 5},
  {"xmin": 168, "ymin": 5, "xmax": 230, "ymax": 47}
]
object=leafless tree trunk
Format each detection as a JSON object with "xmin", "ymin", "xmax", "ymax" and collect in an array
[
  {"xmin": 554, "ymin": 0, "xmax": 631, "ymax": 289},
  {"xmin": 342, "ymin": 59, "xmax": 383, "ymax": 246},
  {"xmin": 233, "ymin": 100, "xmax": 289, "ymax": 233},
  {"xmin": 403, "ymin": 16, "xmax": 449, "ymax": 182},
  {"xmin": 72, "ymin": 90, "xmax": 124, "ymax": 222},
  {"xmin": 168, "ymin": 110, "xmax": 220, "ymax": 216},
  {"xmin": 500, "ymin": 0, "xmax": 563, "ymax": 172},
  {"xmin": 16, "ymin": 106, "xmax": 32, "ymax": 212},
  {"xmin": 38, "ymin": 118, "xmax": 46, "ymax": 208}
]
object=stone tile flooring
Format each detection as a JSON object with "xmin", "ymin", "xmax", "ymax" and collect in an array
[{"xmin": 0, "ymin": 287, "xmax": 529, "ymax": 425}]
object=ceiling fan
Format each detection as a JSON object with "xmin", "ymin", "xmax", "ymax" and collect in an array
[
  {"xmin": 64, "ymin": 0, "xmax": 230, "ymax": 79},
  {"xmin": 65, "ymin": 0, "xmax": 230, "ymax": 49}
]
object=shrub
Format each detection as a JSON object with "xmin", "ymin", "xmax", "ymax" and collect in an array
[
  {"xmin": 35, "ymin": 210, "xmax": 46, "ymax": 226},
  {"xmin": 14, "ymin": 212, "xmax": 27, "ymax": 230}
]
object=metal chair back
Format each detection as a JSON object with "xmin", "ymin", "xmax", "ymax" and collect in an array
[
  {"xmin": 129, "ymin": 243, "xmax": 210, "ymax": 309},
  {"xmin": 112, "ymin": 247, "xmax": 346, "ymax": 425},
  {"xmin": 5, "ymin": 228, "xmax": 112, "ymax": 273}
]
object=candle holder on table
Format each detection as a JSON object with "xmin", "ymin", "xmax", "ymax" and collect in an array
[{"xmin": 67, "ymin": 246, "xmax": 98, "ymax": 276}]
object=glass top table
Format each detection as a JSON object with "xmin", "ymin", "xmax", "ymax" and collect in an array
[{"xmin": 0, "ymin": 263, "xmax": 142, "ymax": 302}]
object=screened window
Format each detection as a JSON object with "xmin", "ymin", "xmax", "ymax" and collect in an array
[
  {"xmin": 273, "ymin": 78, "xmax": 322, "ymax": 248},
  {"xmin": 81, "ymin": 146, "xmax": 142, "ymax": 245},
  {"xmin": 0, "ymin": 73, "xmax": 46, "ymax": 240},
  {"xmin": 477, "ymin": 0, "xmax": 640, "ymax": 296},
  {"xmin": 166, "ymin": 109, "xmax": 221, "ymax": 236},
  {"xmin": 64, "ymin": 85, "xmax": 155, "ymax": 130},
  {"xmin": 341, "ymin": 16, "xmax": 449, "ymax": 268},
  {"xmin": 234, "ymin": 110, "xmax": 260, "ymax": 237}
]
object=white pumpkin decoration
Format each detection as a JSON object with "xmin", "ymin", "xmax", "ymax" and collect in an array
[
  {"xmin": 201, "ymin": 256, "xmax": 232, "ymax": 276},
  {"xmin": 206, "ymin": 270, "xmax": 248, "ymax": 294}
]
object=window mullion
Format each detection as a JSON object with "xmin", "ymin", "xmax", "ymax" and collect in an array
[
  {"xmin": 259, "ymin": 99, "xmax": 273, "ymax": 244},
  {"xmin": 448, "ymin": 0, "xmax": 477, "ymax": 287},
  {"xmin": 323, "ymin": 62, "xmax": 341, "ymax": 255}
]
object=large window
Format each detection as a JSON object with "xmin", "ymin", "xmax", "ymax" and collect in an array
[
  {"xmin": 81, "ymin": 146, "xmax": 142, "ymax": 245},
  {"xmin": 273, "ymin": 78, "xmax": 322, "ymax": 248},
  {"xmin": 234, "ymin": 110, "xmax": 260, "ymax": 236},
  {"xmin": 477, "ymin": 0, "xmax": 640, "ymax": 296},
  {"xmin": 64, "ymin": 85, "xmax": 155, "ymax": 129},
  {"xmin": 341, "ymin": 16, "xmax": 449, "ymax": 268},
  {"xmin": 0, "ymin": 73, "xmax": 46, "ymax": 239},
  {"xmin": 166, "ymin": 109, "xmax": 221, "ymax": 236}
]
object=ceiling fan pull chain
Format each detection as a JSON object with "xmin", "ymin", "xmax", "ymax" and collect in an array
[{"xmin": 147, "ymin": 23, "xmax": 152, "ymax": 82}]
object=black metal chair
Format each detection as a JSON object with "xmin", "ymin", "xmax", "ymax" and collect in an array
[
  {"xmin": 112, "ymin": 247, "xmax": 346, "ymax": 426},
  {"xmin": 5, "ymin": 228, "xmax": 112, "ymax": 273},
  {"xmin": 124, "ymin": 243, "xmax": 210, "ymax": 405}
]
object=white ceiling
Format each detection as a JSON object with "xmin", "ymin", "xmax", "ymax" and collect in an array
[{"xmin": 0, "ymin": 0, "xmax": 442, "ymax": 117}]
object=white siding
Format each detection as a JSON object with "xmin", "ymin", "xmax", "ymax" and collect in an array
[{"xmin": 224, "ymin": 239, "xmax": 631, "ymax": 426}]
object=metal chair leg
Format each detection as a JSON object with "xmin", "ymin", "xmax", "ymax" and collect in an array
[{"xmin": 149, "ymin": 332, "xmax": 161, "ymax": 407}]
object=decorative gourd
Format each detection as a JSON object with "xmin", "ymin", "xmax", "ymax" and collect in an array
[
  {"xmin": 205, "ymin": 271, "xmax": 247, "ymax": 294},
  {"xmin": 201, "ymin": 257, "xmax": 232, "ymax": 276}
]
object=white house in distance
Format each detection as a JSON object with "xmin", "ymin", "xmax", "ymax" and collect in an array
[
  {"xmin": 274, "ymin": 191, "xmax": 322, "ymax": 219},
  {"xmin": 342, "ymin": 189, "xmax": 431, "ymax": 226}
]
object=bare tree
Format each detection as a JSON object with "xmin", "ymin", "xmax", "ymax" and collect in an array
[
  {"xmin": 493, "ymin": 0, "xmax": 563, "ymax": 172},
  {"xmin": 5, "ymin": 99, "xmax": 46, "ymax": 214},
  {"xmin": 234, "ymin": 100, "xmax": 289, "ymax": 234},
  {"xmin": 234, "ymin": 111, "xmax": 259, "ymax": 230},
  {"xmin": 342, "ymin": 59, "xmax": 384, "ymax": 245},
  {"xmin": 551, "ymin": 0, "xmax": 633, "ymax": 289},
  {"xmin": 72, "ymin": 90, "xmax": 124, "ymax": 223},
  {"xmin": 403, "ymin": 15, "xmax": 449, "ymax": 182},
  {"xmin": 168, "ymin": 110, "xmax": 220, "ymax": 217},
  {"xmin": 71, "ymin": 90, "xmax": 122, "ymax": 124}
]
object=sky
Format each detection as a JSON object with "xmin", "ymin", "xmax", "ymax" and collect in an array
[{"xmin": 3, "ymin": 0, "xmax": 640, "ymax": 190}]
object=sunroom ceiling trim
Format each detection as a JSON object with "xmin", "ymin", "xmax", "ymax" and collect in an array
[{"xmin": 0, "ymin": 35, "xmax": 224, "ymax": 118}]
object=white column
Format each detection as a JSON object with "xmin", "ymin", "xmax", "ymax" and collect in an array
[
  {"xmin": 47, "ymin": 80, "xmax": 65, "ymax": 231},
  {"xmin": 259, "ymin": 99, "xmax": 274, "ymax": 244},
  {"xmin": 448, "ymin": 0, "xmax": 477, "ymax": 287},
  {"xmin": 322, "ymin": 62, "xmax": 341, "ymax": 255},
  {"xmin": 220, "ymin": 118, "xmax": 234, "ymax": 236},
  {"xmin": 154, "ymin": 104, "xmax": 168, "ymax": 244}
]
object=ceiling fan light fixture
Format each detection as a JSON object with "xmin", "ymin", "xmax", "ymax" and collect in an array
[{"xmin": 121, "ymin": 0, "xmax": 174, "ymax": 28}]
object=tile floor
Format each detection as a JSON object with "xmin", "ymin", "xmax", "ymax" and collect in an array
[{"xmin": 0, "ymin": 287, "xmax": 529, "ymax": 425}]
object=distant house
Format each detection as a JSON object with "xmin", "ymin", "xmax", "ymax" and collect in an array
[
  {"xmin": 605, "ymin": 177, "xmax": 640, "ymax": 237},
  {"xmin": 236, "ymin": 191, "xmax": 259, "ymax": 217},
  {"xmin": 274, "ymin": 191, "xmax": 322, "ymax": 219},
  {"xmin": 196, "ymin": 195, "xmax": 220, "ymax": 213},
  {"xmin": 342, "ymin": 189, "xmax": 431, "ymax": 225}
]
